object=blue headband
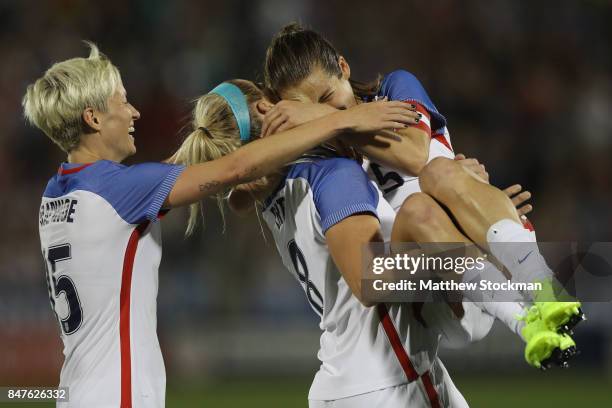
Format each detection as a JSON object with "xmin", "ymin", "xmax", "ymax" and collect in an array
[{"xmin": 209, "ymin": 82, "xmax": 251, "ymax": 142}]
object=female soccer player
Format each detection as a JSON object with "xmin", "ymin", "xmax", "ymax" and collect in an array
[
  {"xmin": 173, "ymin": 78, "xmax": 477, "ymax": 408},
  {"xmin": 23, "ymin": 43, "xmax": 416, "ymax": 408},
  {"xmin": 170, "ymin": 34, "xmax": 579, "ymax": 408},
  {"xmin": 261, "ymin": 23, "xmax": 581, "ymax": 368}
]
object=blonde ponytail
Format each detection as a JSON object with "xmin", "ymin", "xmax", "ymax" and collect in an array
[{"xmin": 170, "ymin": 79, "xmax": 264, "ymax": 235}]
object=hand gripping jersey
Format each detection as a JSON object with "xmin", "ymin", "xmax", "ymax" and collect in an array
[
  {"xmin": 39, "ymin": 160, "xmax": 184, "ymax": 408},
  {"xmin": 262, "ymin": 158, "xmax": 467, "ymax": 407},
  {"xmin": 364, "ymin": 70, "xmax": 455, "ymax": 210}
]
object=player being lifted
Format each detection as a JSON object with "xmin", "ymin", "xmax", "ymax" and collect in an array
[
  {"xmin": 173, "ymin": 74, "xmax": 566, "ymax": 405},
  {"xmin": 259, "ymin": 23, "xmax": 584, "ymax": 369},
  {"xmin": 23, "ymin": 43, "xmax": 416, "ymax": 408},
  {"xmin": 172, "ymin": 78, "xmax": 490, "ymax": 407}
]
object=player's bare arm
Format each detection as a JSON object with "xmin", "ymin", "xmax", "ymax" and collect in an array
[
  {"xmin": 346, "ymin": 125, "xmax": 430, "ymax": 175},
  {"xmin": 325, "ymin": 214, "xmax": 383, "ymax": 307},
  {"xmin": 261, "ymin": 99, "xmax": 429, "ymax": 174},
  {"xmin": 165, "ymin": 99, "xmax": 417, "ymax": 207}
]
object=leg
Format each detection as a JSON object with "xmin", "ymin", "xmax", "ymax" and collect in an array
[
  {"xmin": 419, "ymin": 157, "xmax": 520, "ymax": 247},
  {"xmin": 391, "ymin": 192, "xmax": 579, "ymax": 369},
  {"xmin": 391, "ymin": 192, "xmax": 475, "ymax": 244},
  {"xmin": 391, "ymin": 192, "xmax": 526, "ymax": 337},
  {"xmin": 419, "ymin": 157, "xmax": 555, "ymax": 286}
]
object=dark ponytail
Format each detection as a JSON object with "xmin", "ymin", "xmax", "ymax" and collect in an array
[{"xmin": 264, "ymin": 23, "xmax": 381, "ymax": 101}]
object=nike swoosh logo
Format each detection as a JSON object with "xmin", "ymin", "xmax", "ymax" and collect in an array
[{"xmin": 518, "ymin": 251, "xmax": 533, "ymax": 264}]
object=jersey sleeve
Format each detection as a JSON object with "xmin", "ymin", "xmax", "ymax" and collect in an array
[
  {"xmin": 378, "ymin": 70, "xmax": 447, "ymax": 133},
  {"xmin": 292, "ymin": 158, "xmax": 380, "ymax": 233},
  {"xmin": 97, "ymin": 162, "xmax": 185, "ymax": 224}
]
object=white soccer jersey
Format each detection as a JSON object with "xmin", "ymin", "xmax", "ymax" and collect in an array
[
  {"xmin": 363, "ymin": 70, "xmax": 456, "ymax": 211},
  {"xmin": 262, "ymin": 157, "xmax": 463, "ymax": 406},
  {"xmin": 363, "ymin": 70, "xmax": 495, "ymax": 344},
  {"xmin": 363, "ymin": 128, "xmax": 454, "ymax": 211},
  {"xmin": 39, "ymin": 160, "xmax": 184, "ymax": 408}
]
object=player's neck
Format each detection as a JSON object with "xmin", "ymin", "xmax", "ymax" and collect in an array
[
  {"xmin": 67, "ymin": 143, "xmax": 106, "ymax": 164},
  {"xmin": 67, "ymin": 135, "xmax": 123, "ymax": 164}
]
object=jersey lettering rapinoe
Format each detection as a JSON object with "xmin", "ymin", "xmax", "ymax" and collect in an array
[{"xmin": 39, "ymin": 160, "xmax": 183, "ymax": 408}]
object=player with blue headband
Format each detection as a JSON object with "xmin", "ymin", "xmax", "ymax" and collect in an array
[
  {"xmin": 169, "ymin": 78, "xmax": 422, "ymax": 234},
  {"xmin": 209, "ymin": 82, "xmax": 252, "ymax": 142}
]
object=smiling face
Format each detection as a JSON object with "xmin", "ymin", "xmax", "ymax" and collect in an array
[
  {"xmin": 279, "ymin": 57, "xmax": 356, "ymax": 109},
  {"xmin": 96, "ymin": 82, "xmax": 141, "ymax": 161}
]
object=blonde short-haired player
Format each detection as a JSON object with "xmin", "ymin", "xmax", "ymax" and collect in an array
[{"xmin": 23, "ymin": 43, "xmax": 418, "ymax": 407}]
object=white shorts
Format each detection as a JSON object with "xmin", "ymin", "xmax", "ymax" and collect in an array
[{"xmin": 309, "ymin": 358, "xmax": 469, "ymax": 408}]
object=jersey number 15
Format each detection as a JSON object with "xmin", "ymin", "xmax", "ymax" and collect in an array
[{"xmin": 42, "ymin": 243, "xmax": 83, "ymax": 335}]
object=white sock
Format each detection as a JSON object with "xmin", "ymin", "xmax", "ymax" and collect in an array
[
  {"xmin": 486, "ymin": 219, "xmax": 553, "ymax": 285},
  {"xmin": 462, "ymin": 259, "xmax": 527, "ymax": 339},
  {"xmin": 473, "ymin": 301, "xmax": 526, "ymax": 340}
]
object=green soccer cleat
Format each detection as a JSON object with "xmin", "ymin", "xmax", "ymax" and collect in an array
[
  {"xmin": 531, "ymin": 279, "xmax": 585, "ymax": 335},
  {"xmin": 522, "ymin": 310, "xmax": 578, "ymax": 370},
  {"xmin": 534, "ymin": 301, "xmax": 584, "ymax": 334}
]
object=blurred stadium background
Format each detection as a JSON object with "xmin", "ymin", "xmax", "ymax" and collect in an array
[{"xmin": 1, "ymin": 0, "xmax": 611, "ymax": 406}]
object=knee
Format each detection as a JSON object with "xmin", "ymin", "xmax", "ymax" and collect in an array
[
  {"xmin": 419, "ymin": 157, "xmax": 464, "ymax": 196},
  {"xmin": 396, "ymin": 192, "xmax": 438, "ymax": 227}
]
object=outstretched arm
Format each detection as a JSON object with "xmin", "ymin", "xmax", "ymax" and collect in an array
[
  {"xmin": 166, "ymin": 100, "xmax": 416, "ymax": 208},
  {"xmin": 261, "ymin": 99, "xmax": 429, "ymax": 176}
]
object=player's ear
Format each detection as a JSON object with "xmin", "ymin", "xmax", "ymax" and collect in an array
[
  {"xmin": 339, "ymin": 56, "xmax": 351, "ymax": 80},
  {"xmin": 256, "ymin": 99, "xmax": 273, "ymax": 115},
  {"xmin": 82, "ymin": 108, "xmax": 102, "ymax": 132}
]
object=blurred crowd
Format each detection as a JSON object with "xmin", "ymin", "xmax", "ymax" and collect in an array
[{"xmin": 1, "ymin": 0, "xmax": 611, "ymax": 383}]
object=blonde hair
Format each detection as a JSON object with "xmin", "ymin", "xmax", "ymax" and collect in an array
[
  {"xmin": 170, "ymin": 79, "xmax": 263, "ymax": 235},
  {"xmin": 22, "ymin": 42, "xmax": 122, "ymax": 152}
]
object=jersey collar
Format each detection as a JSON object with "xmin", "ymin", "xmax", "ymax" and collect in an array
[{"xmin": 57, "ymin": 162, "xmax": 95, "ymax": 175}]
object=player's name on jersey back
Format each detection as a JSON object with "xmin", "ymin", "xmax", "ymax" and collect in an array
[{"xmin": 39, "ymin": 198, "xmax": 78, "ymax": 226}]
